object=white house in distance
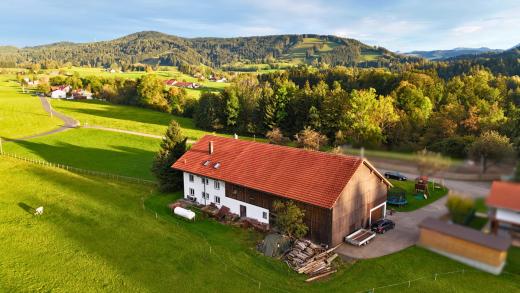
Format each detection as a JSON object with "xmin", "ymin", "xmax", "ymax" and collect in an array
[
  {"xmin": 172, "ymin": 135, "xmax": 392, "ymax": 246},
  {"xmin": 50, "ymin": 85, "xmax": 71, "ymax": 99},
  {"xmin": 487, "ymin": 181, "xmax": 520, "ymax": 245},
  {"xmin": 51, "ymin": 89, "xmax": 67, "ymax": 99}
]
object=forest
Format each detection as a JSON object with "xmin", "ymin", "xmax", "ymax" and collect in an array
[
  {"xmin": 0, "ymin": 32, "xmax": 416, "ymax": 69},
  {"xmin": 38, "ymin": 63, "xmax": 519, "ymax": 166},
  {"xmin": 192, "ymin": 66, "xmax": 519, "ymax": 160}
]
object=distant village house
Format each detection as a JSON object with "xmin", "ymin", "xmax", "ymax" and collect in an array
[{"xmin": 164, "ymin": 79, "xmax": 200, "ymax": 89}]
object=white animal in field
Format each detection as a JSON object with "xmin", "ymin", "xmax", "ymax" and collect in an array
[{"xmin": 34, "ymin": 206, "xmax": 44, "ymax": 215}]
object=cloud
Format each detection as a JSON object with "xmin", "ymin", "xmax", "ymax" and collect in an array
[
  {"xmin": 452, "ymin": 25, "xmax": 482, "ymax": 34},
  {"xmin": 0, "ymin": 0, "xmax": 519, "ymax": 51}
]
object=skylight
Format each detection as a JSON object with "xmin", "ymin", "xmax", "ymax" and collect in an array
[
  {"xmin": 214, "ymin": 162, "xmax": 221, "ymax": 169},
  {"xmin": 203, "ymin": 160, "xmax": 211, "ymax": 166}
]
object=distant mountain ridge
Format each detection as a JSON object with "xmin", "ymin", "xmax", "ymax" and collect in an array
[
  {"xmin": 406, "ymin": 47, "xmax": 503, "ymax": 60},
  {"xmin": 0, "ymin": 31, "xmax": 420, "ymax": 69}
]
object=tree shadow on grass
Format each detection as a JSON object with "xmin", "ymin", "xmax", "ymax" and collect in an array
[
  {"xmin": 18, "ymin": 202, "xmax": 34, "ymax": 214},
  {"xmin": 8, "ymin": 140, "xmax": 158, "ymax": 180}
]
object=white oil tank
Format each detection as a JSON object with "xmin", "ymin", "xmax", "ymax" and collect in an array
[{"xmin": 174, "ymin": 207, "xmax": 196, "ymax": 221}]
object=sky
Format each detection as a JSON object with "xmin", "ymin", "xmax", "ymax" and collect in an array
[{"xmin": 1, "ymin": 0, "xmax": 519, "ymax": 52}]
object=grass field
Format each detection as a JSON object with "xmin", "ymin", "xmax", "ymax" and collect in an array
[
  {"xmin": 2, "ymin": 128, "xmax": 160, "ymax": 180},
  {"xmin": 50, "ymin": 99, "xmax": 266, "ymax": 143},
  {"xmin": 388, "ymin": 179, "xmax": 449, "ymax": 212},
  {"xmin": 0, "ymin": 75, "xmax": 62, "ymax": 139},
  {"xmin": 1, "ymin": 158, "xmax": 518, "ymax": 292},
  {"xmin": 50, "ymin": 99, "xmax": 211, "ymax": 139}
]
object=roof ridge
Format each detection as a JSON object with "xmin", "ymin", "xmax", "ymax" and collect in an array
[{"xmin": 201, "ymin": 134, "xmax": 362, "ymax": 162}]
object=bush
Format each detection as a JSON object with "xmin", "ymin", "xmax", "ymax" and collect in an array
[
  {"xmin": 446, "ymin": 195, "xmax": 475, "ymax": 224},
  {"xmin": 272, "ymin": 200, "xmax": 308, "ymax": 239}
]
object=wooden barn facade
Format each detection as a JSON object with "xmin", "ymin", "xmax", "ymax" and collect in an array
[{"xmin": 172, "ymin": 135, "xmax": 392, "ymax": 246}]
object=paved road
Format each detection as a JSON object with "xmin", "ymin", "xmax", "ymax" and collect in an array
[
  {"xmin": 336, "ymin": 169, "xmax": 492, "ymax": 259},
  {"xmin": 6, "ymin": 97, "xmax": 80, "ymax": 141}
]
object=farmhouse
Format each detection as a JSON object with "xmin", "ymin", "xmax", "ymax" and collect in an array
[
  {"xmin": 50, "ymin": 89, "xmax": 67, "ymax": 99},
  {"xmin": 487, "ymin": 181, "xmax": 520, "ymax": 244},
  {"xmin": 164, "ymin": 79, "xmax": 200, "ymax": 89},
  {"xmin": 71, "ymin": 89, "xmax": 93, "ymax": 100},
  {"xmin": 172, "ymin": 135, "xmax": 392, "ymax": 246}
]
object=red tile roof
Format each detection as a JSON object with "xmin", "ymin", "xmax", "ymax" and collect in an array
[
  {"xmin": 486, "ymin": 181, "xmax": 520, "ymax": 211},
  {"xmin": 172, "ymin": 135, "xmax": 389, "ymax": 209}
]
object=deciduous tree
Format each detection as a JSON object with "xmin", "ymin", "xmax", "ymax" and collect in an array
[
  {"xmin": 272, "ymin": 200, "xmax": 308, "ymax": 239},
  {"xmin": 469, "ymin": 131, "xmax": 514, "ymax": 173}
]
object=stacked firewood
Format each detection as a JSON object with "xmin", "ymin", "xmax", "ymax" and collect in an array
[{"xmin": 284, "ymin": 240, "xmax": 339, "ymax": 282}]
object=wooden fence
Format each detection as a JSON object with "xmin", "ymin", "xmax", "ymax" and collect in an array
[{"xmin": 1, "ymin": 151, "xmax": 156, "ymax": 186}]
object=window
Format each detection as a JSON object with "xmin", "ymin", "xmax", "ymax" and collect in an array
[
  {"xmin": 214, "ymin": 181, "xmax": 220, "ymax": 190},
  {"xmin": 213, "ymin": 162, "xmax": 221, "ymax": 169},
  {"xmin": 189, "ymin": 188, "xmax": 194, "ymax": 195},
  {"xmin": 214, "ymin": 196, "xmax": 220, "ymax": 204},
  {"xmin": 201, "ymin": 192, "xmax": 209, "ymax": 199},
  {"xmin": 201, "ymin": 177, "xmax": 209, "ymax": 185},
  {"xmin": 262, "ymin": 212, "xmax": 268, "ymax": 219},
  {"xmin": 189, "ymin": 174, "xmax": 194, "ymax": 182},
  {"xmin": 203, "ymin": 160, "xmax": 211, "ymax": 166}
]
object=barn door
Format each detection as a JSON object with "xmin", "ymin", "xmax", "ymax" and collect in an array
[
  {"xmin": 371, "ymin": 206, "xmax": 384, "ymax": 221},
  {"xmin": 369, "ymin": 203, "xmax": 386, "ymax": 226},
  {"xmin": 240, "ymin": 205, "xmax": 247, "ymax": 217}
]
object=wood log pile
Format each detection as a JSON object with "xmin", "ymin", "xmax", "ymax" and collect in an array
[{"xmin": 283, "ymin": 240, "xmax": 339, "ymax": 282}]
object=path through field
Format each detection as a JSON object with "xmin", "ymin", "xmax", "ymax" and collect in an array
[
  {"xmin": 83, "ymin": 124, "xmax": 196, "ymax": 144},
  {"xmin": 6, "ymin": 97, "xmax": 79, "ymax": 141}
]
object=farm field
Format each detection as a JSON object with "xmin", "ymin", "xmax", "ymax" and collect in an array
[
  {"xmin": 2, "ymin": 128, "xmax": 160, "ymax": 180},
  {"xmin": 0, "ymin": 158, "xmax": 518, "ymax": 292},
  {"xmin": 388, "ymin": 179, "xmax": 449, "ymax": 212},
  {"xmin": 0, "ymin": 75, "xmax": 62, "ymax": 139}
]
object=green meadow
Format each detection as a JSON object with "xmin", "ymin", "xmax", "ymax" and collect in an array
[
  {"xmin": 0, "ymin": 75, "xmax": 62, "ymax": 139},
  {"xmin": 0, "ymin": 158, "xmax": 518, "ymax": 292},
  {"xmin": 3, "ymin": 128, "xmax": 160, "ymax": 180}
]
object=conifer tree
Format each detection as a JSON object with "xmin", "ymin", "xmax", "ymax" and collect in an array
[{"xmin": 151, "ymin": 120, "xmax": 187, "ymax": 191}]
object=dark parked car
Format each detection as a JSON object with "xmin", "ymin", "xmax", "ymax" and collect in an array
[
  {"xmin": 371, "ymin": 219, "xmax": 395, "ymax": 234},
  {"xmin": 384, "ymin": 171, "xmax": 407, "ymax": 181}
]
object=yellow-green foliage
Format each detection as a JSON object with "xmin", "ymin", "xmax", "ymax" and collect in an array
[{"xmin": 446, "ymin": 195, "xmax": 475, "ymax": 224}]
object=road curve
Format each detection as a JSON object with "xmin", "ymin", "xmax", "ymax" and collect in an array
[{"xmin": 5, "ymin": 97, "xmax": 80, "ymax": 141}]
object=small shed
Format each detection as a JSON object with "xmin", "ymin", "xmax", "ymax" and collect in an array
[{"xmin": 418, "ymin": 218, "xmax": 511, "ymax": 275}]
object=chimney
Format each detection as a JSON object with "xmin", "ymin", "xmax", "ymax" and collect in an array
[{"xmin": 209, "ymin": 141, "xmax": 214, "ymax": 155}]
